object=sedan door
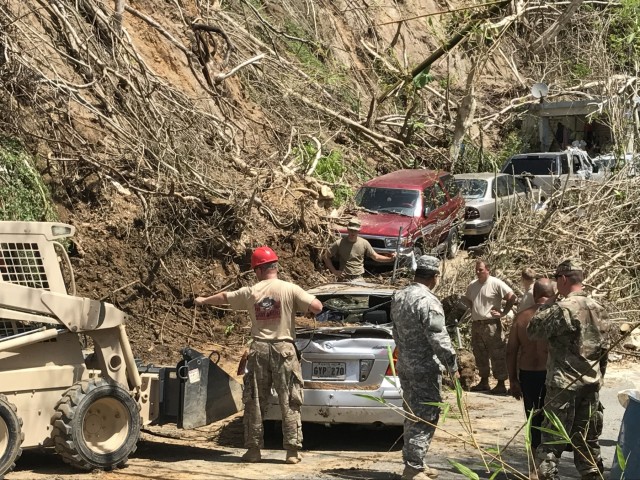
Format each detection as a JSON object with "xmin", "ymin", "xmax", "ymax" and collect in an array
[{"xmin": 493, "ymin": 175, "xmax": 511, "ymax": 220}]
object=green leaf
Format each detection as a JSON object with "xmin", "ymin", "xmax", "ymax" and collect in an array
[
  {"xmin": 386, "ymin": 345, "xmax": 398, "ymax": 388},
  {"xmin": 448, "ymin": 460, "xmax": 480, "ymax": 480},
  {"xmin": 525, "ymin": 408, "xmax": 534, "ymax": 452},
  {"xmin": 354, "ymin": 393, "xmax": 387, "ymax": 404},
  {"xmin": 454, "ymin": 377, "xmax": 465, "ymax": 416},
  {"xmin": 413, "ymin": 70, "xmax": 433, "ymax": 90},
  {"xmin": 543, "ymin": 410, "xmax": 572, "ymax": 442},
  {"xmin": 616, "ymin": 444, "xmax": 627, "ymax": 471},
  {"xmin": 489, "ymin": 468, "xmax": 504, "ymax": 480},
  {"xmin": 423, "ymin": 401, "xmax": 450, "ymax": 422}
]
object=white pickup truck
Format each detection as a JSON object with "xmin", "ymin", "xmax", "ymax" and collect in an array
[{"xmin": 501, "ymin": 148, "xmax": 603, "ymax": 198}]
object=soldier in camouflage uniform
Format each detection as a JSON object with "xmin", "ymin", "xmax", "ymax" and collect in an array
[
  {"xmin": 527, "ymin": 259, "xmax": 609, "ymax": 480},
  {"xmin": 196, "ymin": 246, "xmax": 323, "ymax": 464},
  {"xmin": 391, "ymin": 255, "xmax": 458, "ymax": 480}
]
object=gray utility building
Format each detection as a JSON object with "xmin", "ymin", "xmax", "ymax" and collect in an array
[{"xmin": 521, "ymin": 99, "xmax": 612, "ymax": 156}]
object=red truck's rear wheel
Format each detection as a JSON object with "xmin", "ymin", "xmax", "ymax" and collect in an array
[
  {"xmin": 0, "ymin": 394, "xmax": 23, "ymax": 477},
  {"xmin": 51, "ymin": 378, "xmax": 141, "ymax": 471}
]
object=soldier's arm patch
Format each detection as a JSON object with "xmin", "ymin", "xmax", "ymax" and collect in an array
[{"xmin": 427, "ymin": 306, "xmax": 446, "ymax": 333}]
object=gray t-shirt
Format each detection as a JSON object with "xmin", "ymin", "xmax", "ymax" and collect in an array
[{"xmin": 465, "ymin": 275, "xmax": 513, "ymax": 321}]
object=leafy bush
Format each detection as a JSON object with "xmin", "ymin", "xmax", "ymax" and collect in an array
[
  {"xmin": 0, "ymin": 138, "xmax": 56, "ymax": 221},
  {"xmin": 608, "ymin": 0, "xmax": 640, "ymax": 69}
]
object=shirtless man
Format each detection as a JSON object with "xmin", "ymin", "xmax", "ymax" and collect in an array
[{"xmin": 506, "ymin": 278, "xmax": 556, "ymax": 451}]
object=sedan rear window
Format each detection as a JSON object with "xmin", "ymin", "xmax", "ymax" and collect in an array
[
  {"xmin": 316, "ymin": 294, "xmax": 391, "ymax": 324},
  {"xmin": 455, "ymin": 179, "xmax": 488, "ymax": 199}
]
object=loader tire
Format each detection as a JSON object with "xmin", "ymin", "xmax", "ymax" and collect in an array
[
  {"xmin": 51, "ymin": 378, "xmax": 141, "ymax": 471},
  {"xmin": 0, "ymin": 394, "xmax": 23, "ymax": 477}
]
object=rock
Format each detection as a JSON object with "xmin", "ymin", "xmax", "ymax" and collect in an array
[
  {"xmin": 319, "ymin": 185, "xmax": 334, "ymax": 200},
  {"xmin": 457, "ymin": 349, "xmax": 476, "ymax": 391}
]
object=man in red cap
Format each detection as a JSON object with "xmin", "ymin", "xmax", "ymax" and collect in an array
[{"xmin": 196, "ymin": 246, "xmax": 322, "ymax": 464}]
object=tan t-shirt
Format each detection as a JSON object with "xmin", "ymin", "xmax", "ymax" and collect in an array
[
  {"xmin": 465, "ymin": 275, "xmax": 513, "ymax": 321},
  {"xmin": 226, "ymin": 278, "xmax": 316, "ymax": 340},
  {"xmin": 329, "ymin": 237, "xmax": 376, "ymax": 276},
  {"xmin": 517, "ymin": 285, "xmax": 535, "ymax": 313}
]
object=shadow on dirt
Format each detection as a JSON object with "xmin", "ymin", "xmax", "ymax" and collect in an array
[
  {"xmin": 261, "ymin": 421, "xmax": 404, "ymax": 452},
  {"xmin": 323, "ymin": 468, "xmax": 401, "ymax": 479},
  {"xmin": 11, "ymin": 449, "xmax": 71, "ymax": 476},
  {"xmin": 132, "ymin": 439, "xmax": 237, "ymax": 462}
]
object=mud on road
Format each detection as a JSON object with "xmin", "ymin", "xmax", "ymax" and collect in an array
[{"xmin": 6, "ymin": 364, "xmax": 637, "ymax": 480}]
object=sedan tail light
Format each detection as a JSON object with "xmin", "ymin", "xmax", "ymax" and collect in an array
[
  {"xmin": 465, "ymin": 207, "xmax": 480, "ymax": 220},
  {"xmin": 360, "ymin": 359, "xmax": 374, "ymax": 381},
  {"xmin": 385, "ymin": 347, "xmax": 399, "ymax": 376}
]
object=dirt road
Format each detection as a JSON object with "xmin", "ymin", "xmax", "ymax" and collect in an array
[{"xmin": 7, "ymin": 364, "xmax": 636, "ymax": 480}]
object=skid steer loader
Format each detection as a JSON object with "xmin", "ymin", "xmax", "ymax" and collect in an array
[{"xmin": 0, "ymin": 221, "xmax": 243, "ymax": 476}]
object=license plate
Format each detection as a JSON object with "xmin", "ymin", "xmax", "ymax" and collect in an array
[{"xmin": 311, "ymin": 362, "xmax": 346, "ymax": 380}]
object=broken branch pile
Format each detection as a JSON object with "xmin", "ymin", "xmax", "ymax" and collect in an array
[{"xmin": 485, "ymin": 173, "xmax": 640, "ymax": 326}]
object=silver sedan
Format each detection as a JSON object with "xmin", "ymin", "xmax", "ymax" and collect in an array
[
  {"xmin": 454, "ymin": 173, "xmax": 530, "ymax": 237},
  {"xmin": 263, "ymin": 282, "xmax": 404, "ymax": 427}
]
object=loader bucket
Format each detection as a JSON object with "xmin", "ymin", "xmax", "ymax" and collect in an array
[{"xmin": 177, "ymin": 347, "xmax": 243, "ymax": 429}]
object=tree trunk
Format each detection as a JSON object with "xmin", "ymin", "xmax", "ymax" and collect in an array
[
  {"xmin": 114, "ymin": 0, "xmax": 125, "ymax": 33},
  {"xmin": 532, "ymin": 0, "xmax": 584, "ymax": 53},
  {"xmin": 450, "ymin": 62, "xmax": 478, "ymax": 171}
]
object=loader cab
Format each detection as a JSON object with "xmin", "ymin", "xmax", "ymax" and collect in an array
[{"xmin": 0, "ymin": 222, "xmax": 75, "ymax": 295}]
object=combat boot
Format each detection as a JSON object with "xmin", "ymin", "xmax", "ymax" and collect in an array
[
  {"xmin": 470, "ymin": 377, "xmax": 490, "ymax": 392},
  {"xmin": 424, "ymin": 465, "xmax": 439, "ymax": 478},
  {"xmin": 241, "ymin": 447, "xmax": 261, "ymax": 463},
  {"xmin": 285, "ymin": 449, "xmax": 301, "ymax": 464},
  {"xmin": 401, "ymin": 465, "xmax": 434, "ymax": 480},
  {"xmin": 490, "ymin": 380, "xmax": 508, "ymax": 395}
]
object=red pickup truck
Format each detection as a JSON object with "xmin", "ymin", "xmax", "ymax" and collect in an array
[{"xmin": 341, "ymin": 169, "xmax": 464, "ymax": 259}]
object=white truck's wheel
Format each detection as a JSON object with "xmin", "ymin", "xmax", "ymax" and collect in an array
[
  {"xmin": 0, "ymin": 394, "xmax": 23, "ymax": 476},
  {"xmin": 51, "ymin": 378, "xmax": 140, "ymax": 471}
]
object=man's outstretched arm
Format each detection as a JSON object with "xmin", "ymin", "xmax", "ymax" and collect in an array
[{"xmin": 195, "ymin": 292, "xmax": 228, "ymax": 306}]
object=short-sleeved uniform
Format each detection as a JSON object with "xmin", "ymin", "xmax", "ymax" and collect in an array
[
  {"xmin": 227, "ymin": 278, "xmax": 316, "ymax": 451},
  {"xmin": 328, "ymin": 237, "xmax": 376, "ymax": 278},
  {"xmin": 465, "ymin": 276, "xmax": 513, "ymax": 380},
  {"xmin": 391, "ymin": 283, "xmax": 457, "ymax": 472}
]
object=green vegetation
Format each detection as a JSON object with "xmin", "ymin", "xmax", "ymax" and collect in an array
[
  {"xmin": 457, "ymin": 131, "xmax": 528, "ymax": 174},
  {"xmin": 293, "ymin": 142, "xmax": 355, "ymax": 206},
  {"xmin": 284, "ymin": 21, "xmax": 328, "ymax": 77},
  {"xmin": 608, "ymin": 0, "xmax": 640, "ymax": 68},
  {"xmin": 495, "ymin": 131, "xmax": 528, "ymax": 167},
  {"xmin": 224, "ymin": 323, "xmax": 235, "ymax": 336},
  {"xmin": 0, "ymin": 138, "xmax": 56, "ymax": 221},
  {"xmin": 570, "ymin": 61, "xmax": 592, "ymax": 80}
]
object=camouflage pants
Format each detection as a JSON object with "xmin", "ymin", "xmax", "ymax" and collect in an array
[
  {"xmin": 243, "ymin": 340, "xmax": 304, "ymax": 450},
  {"xmin": 471, "ymin": 320, "xmax": 508, "ymax": 381},
  {"xmin": 536, "ymin": 386, "xmax": 603, "ymax": 480},
  {"xmin": 399, "ymin": 373, "xmax": 442, "ymax": 471}
]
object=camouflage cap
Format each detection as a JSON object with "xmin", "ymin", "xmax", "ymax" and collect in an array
[
  {"xmin": 416, "ymin": 255, "xmax": 440, "ymax": 273},
  {"xmin": 347, "ymin": 218, "xmax": 361, "ymax": 231},
  {"xmin": 555, "ymin": 258, "xmax": 583, "ymax": 274}
]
